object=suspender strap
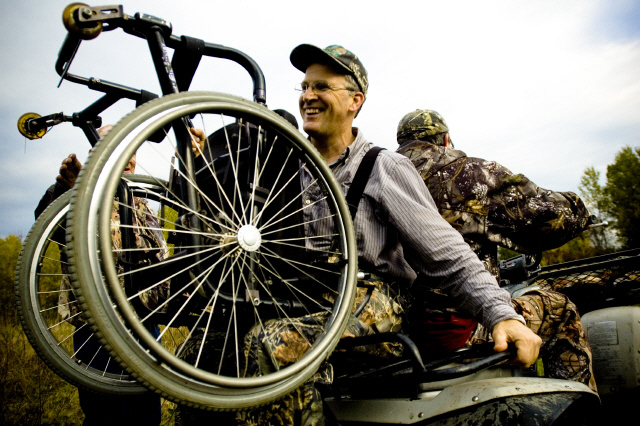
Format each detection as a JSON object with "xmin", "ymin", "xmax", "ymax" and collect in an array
[
  {"xmin": 171, "ymin": 35, "xmax": 205, "ymax": 92},
  {"xmin": 346, "ymin": 146, "xmax": 385, "ymax": 220}
]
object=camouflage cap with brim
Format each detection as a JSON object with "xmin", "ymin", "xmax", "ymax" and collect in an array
[
  {"xmin": 290, "ymin": 44, "xmax": 368, "ymax": 97},
  {"xmin": 397, "ymin": 109, "xmax": 449, "ymax": 144}
]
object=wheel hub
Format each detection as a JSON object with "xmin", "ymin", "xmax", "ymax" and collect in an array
[{"xmin": 237, "ymin": 224, "xmax": 261, "ymax": 252}]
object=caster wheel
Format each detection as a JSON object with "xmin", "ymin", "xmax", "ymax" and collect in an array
[
  {"xmin": 17, "ymin": 112, "xmax": 46, "ymax": 139},
  {"xmin": 62, "ymin": 3, "xmax": 102, "ymax": 40}
]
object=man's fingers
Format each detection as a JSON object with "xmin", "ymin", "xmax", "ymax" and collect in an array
[
  {"xmin": 58, "ymin": 154, "xmax": 82, "ymax": 189},
  {"xmin": 492, "ymin": 329, "xmax": 509, "ymax": 353},
  {"xmin": 190, "ymin": 127, "xmax": 206, "ymax": 156},
  {"xmin": 514, "ymin": 342, "xmax": 535, "ymax": 368},
  {"xmin": 492, "ymin": 319, "xmax": 542, "ymax": 368}
]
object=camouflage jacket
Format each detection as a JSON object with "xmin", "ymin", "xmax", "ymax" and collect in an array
[
  {"xmin": 36, "ymin": 184, "xmax": 169, "ymax": 328},
  {"xmin": 397, "ymin": 141, "xmax": 592, "ymax": 280}
]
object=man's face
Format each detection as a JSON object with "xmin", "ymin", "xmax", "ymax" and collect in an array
[
  {"xmin": 123, "ymin": 153, "xmax": 136, "ymax": 174},
  {"xmin": 298, "ymin": 63, "xmax": 356, "ymax": 140}
]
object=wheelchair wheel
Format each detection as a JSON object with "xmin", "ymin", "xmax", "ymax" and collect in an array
[
  {"xmin": 67, "ymin": 91, "xmax": 358, "ymax": 410},
  {"xmin": 14, "ymin": 190, "xmax": 146, "ymax": 395}
]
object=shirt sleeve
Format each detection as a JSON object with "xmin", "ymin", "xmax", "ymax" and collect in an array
[
  {"xmin": 374, "ymin": 153, "xmax": 518, "ymax": 329},
  {"xmin": 482, "ymin": 161, "xmax": 592, "ymax": 253}
]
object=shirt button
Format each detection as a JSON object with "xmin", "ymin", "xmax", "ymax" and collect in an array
[{"xmin": 304, "ymin": 199, "xmax": 311, "ymax": 205}]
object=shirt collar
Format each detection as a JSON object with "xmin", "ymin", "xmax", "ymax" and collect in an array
[{"xmin": 329, "ymin": 128, "xmax": 363, "ymax": 169}]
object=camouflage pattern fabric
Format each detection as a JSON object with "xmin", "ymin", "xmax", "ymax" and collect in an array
[
  {"xmin": 290, "ymin": 44, "xmax": 368, "ymax": 97},
  {"xmin": 396, "ymin": 137, "xmax": 595, "ymax": 392},
  {"xmin": 396, "ymin": 141, "xmax": 592, "ymax": 281},
  {"xmin": 176, "ymin": 279, "xmax": 405, "ymax": 425},
  {"xmin": 397, "ymin": 139, "xmax": 591, "ymax": 319},
  {"xmin": 58, "ymin": 196, "xmax": 169, "ymax": 326},
  {"xmin": 397, "ymin": 109, "xmax": 450, "ymax": 144},
  {"xmin": 536, "ymin": 260, "xmax": 640, "ymax": 315},
  {"xmin": 239, "ymin": 279, "xmax": 404, "ymax": 425},
  {"xmin": 468, "ymin": 289, "xmax": 597, "ymax": 392}
]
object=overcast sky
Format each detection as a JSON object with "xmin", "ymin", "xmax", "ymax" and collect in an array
[{"xmin": 1, "ymin": 0, "xmax": 639, "ymax": 238}]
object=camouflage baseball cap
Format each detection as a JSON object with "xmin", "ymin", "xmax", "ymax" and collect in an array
[
  {"xmin": 397, "ymin": 109, "xmax": 449, "ymax": 144},
  {"xmin": 290, "ymin": 44, "xmax": 368, "ymax": 97}
]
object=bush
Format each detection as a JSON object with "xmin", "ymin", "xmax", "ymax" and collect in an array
[{"xmin": 0, "ymin": 322, "xmax": 83, "ymax": 425}]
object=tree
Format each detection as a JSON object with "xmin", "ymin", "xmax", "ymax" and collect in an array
[
  {"xmin": 578, "ymin": 166, "xmax": 615, "ymax": 253},
  {"xmin": 604, "ymin": 146, "xmax": 640, "ymax": 249},
  {"xmin": 539, "ymin": 233, "xmax": 598, "ymax": 266}
]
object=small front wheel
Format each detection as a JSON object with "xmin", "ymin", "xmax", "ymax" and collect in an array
[{"xmin": 62, "ymin": 3, "xmax": 102, "ymax": 40}]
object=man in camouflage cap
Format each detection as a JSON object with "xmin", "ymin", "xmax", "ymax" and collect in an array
[
  {"xmin": 397, "ymin": 109, "xmax": 451, "ymax": 146},
  {"xmin": 228, "ymin": 45, "xmax": 547, "ymax": 425},
  {"xmin": 396, "ymin": 108, "xmax": 596, "ymax": 392},
  {"xmin": 290, "ymin": 44, "xmax": 369, "ymax": 95}
]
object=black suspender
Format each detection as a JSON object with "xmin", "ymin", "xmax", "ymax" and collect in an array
[{"xmin": 345, "ymin": 146, "xmax": 385, "ymax": 220}]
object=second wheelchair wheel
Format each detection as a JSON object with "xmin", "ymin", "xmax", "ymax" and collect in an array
[
  {"xmin": 67, "ymin": 91, "xmax": 358, "ymax": 410},
  {"xmin": 14, "ymin": 191, "xmax": 147, "ymax": 395}
]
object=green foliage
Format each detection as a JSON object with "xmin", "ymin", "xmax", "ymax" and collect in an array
[
  {"xmin": 0, "ymin": 234, "xmax": 82, "ymax": 425},
  {"xmin": 0, "ymin": 232, "xmax": 177, "ymax": 424},
  {"xmin": 0, "ymin": 324, "xmax": 83, "ymax": 425},
  {"xmin": 161, "ymin": 206, "xmax": 179, "ymax": 257},
  {"xmin": 540, "ymin": 233, "xmax": 599, "ymax": 266},
  {"xmin": 500, "ymin": 234, "xmax": 601, "ymax": 267},
  {"xmin": 578, "ymin": 167, "xmax": 615, "ymax": 252},
  {"xmin": 0, "ymin": 235, "xmax": 22, "ymax": 326},
  {"xmin": 497, "ymin": 246, "xmax": 520, "ymax": 261},
  {"xmin": 604, "ymin": 146, "xmax": 640, "ymax": 249}
]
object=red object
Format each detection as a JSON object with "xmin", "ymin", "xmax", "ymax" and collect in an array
[{"xmin": 416, "ymin": 315, "xmax": 478, "ymax": 354}]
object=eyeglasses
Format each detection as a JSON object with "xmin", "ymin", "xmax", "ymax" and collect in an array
[{"xmin": 295, "ymin": 81, "xmax": 355, "ymax": 95}]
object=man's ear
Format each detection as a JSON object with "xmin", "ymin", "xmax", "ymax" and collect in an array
[
  {"xmin": 444, "ymin": 133, "xmax": 451, "ymax": 148},
  {"xmin": 350, "ymin": 92, "xmax": 365, "ymax": 113}
]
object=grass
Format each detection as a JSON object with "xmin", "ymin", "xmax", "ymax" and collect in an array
[
  {"xmin": 0, "ymin": 322, "xmax": 83, "ymax": 425},
  {"xmin": 0, "ymin": 319, "xmax": 186, "ymax": 425},
  {"xmin": 2, "ymin": 229, "xmax": 201, "ymax": 425}
]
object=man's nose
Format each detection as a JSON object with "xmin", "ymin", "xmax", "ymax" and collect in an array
[{"xmin": 300, "ymin": 86, "xmax": 317, "ymax": 101}]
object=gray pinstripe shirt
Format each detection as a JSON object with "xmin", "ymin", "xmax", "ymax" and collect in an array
[{"xmin": 301, "ymin": 129, "xmax": 518, "ymax": 329}]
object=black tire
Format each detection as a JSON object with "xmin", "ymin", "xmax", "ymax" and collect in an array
[
  {"xmin": 14, "ymin": 191, "xmax": 146, "ymax": 395},
  {"xmin": 67, "ymin": 92, "xmax": 358, "ymax": 410}
]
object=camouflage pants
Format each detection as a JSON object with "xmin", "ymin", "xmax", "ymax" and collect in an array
[
  {"xmin": 237, "ymin": 279, "xmax": 405, "ymax": 426},
  {"xmin": 176, "ymin": 279, "xmax": 404, "ymax": 426},
  {"xmin": 469, "ymin": 289, "xmax": 597, "ymax": 392}
]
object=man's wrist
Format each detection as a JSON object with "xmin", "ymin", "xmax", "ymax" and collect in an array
[{"xmin": 510, "ymin": 314, "xmax": 526, "ymax": 326}]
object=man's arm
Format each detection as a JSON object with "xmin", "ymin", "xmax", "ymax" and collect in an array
[
  {"xmin": 378, "ymin": 155, "xmax": 543, "ymax": 364},
  {"xmin": 481, "ymin": 160, "xmax": 592, "ymax": 253},
  {"xmin": 377, "ymin": 155, "xmax": 514, "ymax": 325}
]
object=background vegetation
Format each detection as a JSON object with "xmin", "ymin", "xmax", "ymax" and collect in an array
[{"xmin": 0, "ymin": 234, "xmax": 85, "ymax": 425}]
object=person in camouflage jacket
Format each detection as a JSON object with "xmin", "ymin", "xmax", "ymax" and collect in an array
[
  {"xmin": 35, "ymin": 145, "xmax": 167, "ymax": 425},
  {"xmin": 396, "ymin": 109, "xmax": 596, "ymax": 391},
  {"xmin": 35, "ymin": 125, "xmax": 206, "ymax": 425},
  {"xmin": 396, "ymin": 109, "xmax": 592, "ymax": 279}
]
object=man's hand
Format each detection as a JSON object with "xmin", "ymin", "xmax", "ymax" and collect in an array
[
  {"xmin": 56, "ymin": 153, "xmax": 83, "ymax": 189},
  {"xmin": 190, "ymin": 127, "xmax": 206, "ymax": 157},
  {"xmin": 492, "ymin": 318, "xmax": 542, "ymax": 368}
]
